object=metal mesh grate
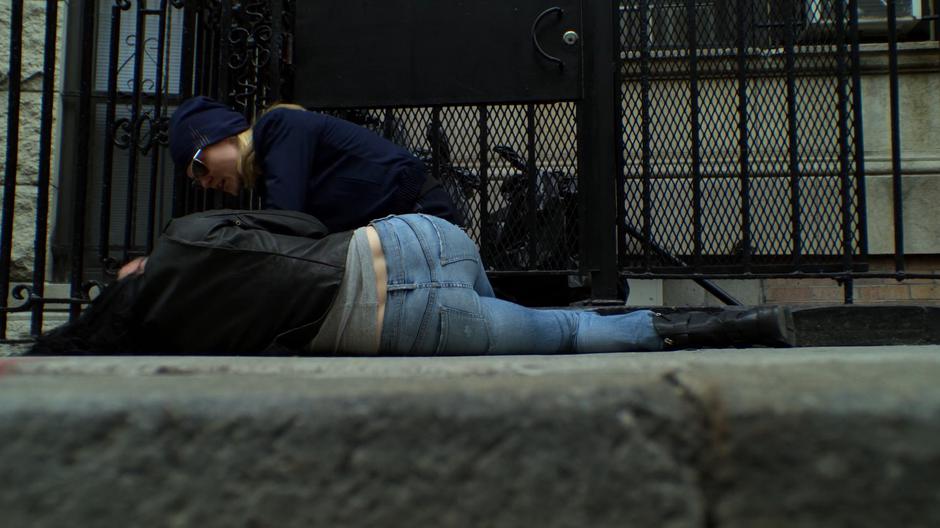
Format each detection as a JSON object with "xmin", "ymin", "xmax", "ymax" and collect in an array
[
  {"xmin": 619, "ymin": 0, "xmax": 864, "ymax": 273},
  {"xmin": 320, "ymin": 103, "xmax": 580, "ymax": 273}
]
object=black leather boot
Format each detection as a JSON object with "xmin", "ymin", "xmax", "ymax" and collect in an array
[{"xmin": 652, "ymin": 306, "xmax": 796, "ymax": 349}]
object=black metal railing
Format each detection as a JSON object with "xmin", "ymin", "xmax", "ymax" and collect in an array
[
  {"xmin": 0, "ymin": 0, "xmax": 293, "ymax": 340},
  {"xmin": 315, "ymin": 103, "xmax": 581, "ymax": 275},
  {"xmin": 613, "ymin": 0, "xmax": 940, "ymax": 294},
  {"xmin": 620, "ymin": 0, "xmax": 864, "ymax": 273},
  {"xmin": 2, "ymin": 0, "xmax": 939, "ymax": 340}
]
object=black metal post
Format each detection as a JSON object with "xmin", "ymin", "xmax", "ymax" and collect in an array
[
  {"xmin": 577, "ymin": 0, "xmax": 620, "ymax": 300},
  {"xmin": 614, "ymin": 25, "xmax": 628, "ymax": 269},
  {"xmin": 479, "ymin": 105, "xmax": 490, "ymax": 252},
  {"xmin": 526, "ymin": 104, "xmax": 538, "ymax": 268},
  {"xmin": 886, "ymin": 0, "xmax": 905, "ymax": 273},
  {"xmin": 835, "ymin": 0, "xmax": 854, "ymax": 304},
  {"xmin": 146, "ymin": 1, "xmax": 170, "ymax": 253},
  {"xmin": 930, "ymin": 0, "xmax": 939, "ymax": 41},
  {"xmin": 639, "ymin": 0, "xmax": 654, "ymax": 272},
  {"xmin": 382, "ymin": 109, "xmax": 395, "ymax": 140},
  {"xmin": 783, "ymin": 0, "xmax": 803, "ymax": 267},
  {"xmin": 736, "ymin": 0, "xmax": 753, "ymax": 272},
  {"xmin": 122, "ymin": 2, "xmax": 148, "ymax": 261},
  {"xmin": 195, "ymin": 5, "xmax": 212, "ymax": 102},
  {"xmin": 269, "ymin": 0, "xmax": 284, "ymax": 106},
  {"xmin": 193, "ymin": 0, "xmax": 206, "ymax": 96},
  {"xmin": 849, "ymin": 0, "xmax": 869, "ymax": 262},
  {"xmin": 98, "ymin": 2, "xmax": 124, "ymax": 273},
  {"xmin": 0, "ymin": 0, "xmax": 24, "ymax": 338},
  {"xmin": 430, "ymin": 107, "xmax": 443, "ymax": 183},
  {"xmin": 180, "ymin": 0, "xmax": 196, "ymax": 99},
  {"xmin": 195, "ymin": 2, "xmax": 216, "ymax": 213},
  {"xmin": 30, "ymin": 0, "xmax": 60, "ymax": 335},
  {"xmin": 175, "ymin": 0, "xmax": 197, "ymax": 217},
  {"xmin": 687, "ymin": 0, "xmax": 703, "ymax": 269},
  {"xmin": 218, "ymin": 0, "xmax": 233, "ymax": 104},
  {"xmin": 69, "ymin": 0, "xmax": 97, "ymax": 320}
]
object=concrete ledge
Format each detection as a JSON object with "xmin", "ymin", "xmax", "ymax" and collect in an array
[
  {"xmin": 1, "ymin": 347, "xmax": 939, "ymax": 527},
  {"xmin": 794, "ymin": 305, "xmax": 940, "ymax": 346}
]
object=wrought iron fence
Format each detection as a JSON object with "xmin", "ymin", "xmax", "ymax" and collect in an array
[
  {"xmin": 1, "ymin": 0, "xmax": 939, "ymax": 341},
  {"xmin": 318, "ymin": 104, "xmax": 581, "ymax": 274},
  {"xmin": 619, "ymin": 0, "xmax": 866, "ymax": 275},
  {"xmin": 0, "ymin": 0, "xmax": 293, "ymax": 340},
  {"xmin": 615, "ymin": 0, "xmax": 939, "ymax": 295}
]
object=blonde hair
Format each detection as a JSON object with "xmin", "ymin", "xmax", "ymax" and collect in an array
[{"xmin": 236, "ymin": 102, "xmax": 309, "ymax": 189}]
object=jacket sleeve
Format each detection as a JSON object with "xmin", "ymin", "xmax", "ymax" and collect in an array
[{"xmin": 253, "ymin": 109, "xmax": 315, "ymax": 212}]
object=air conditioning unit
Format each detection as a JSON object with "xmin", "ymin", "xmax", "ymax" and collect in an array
[{"xmin": 804, "ymin": 0, "xmax": 925, "ymax": 37}]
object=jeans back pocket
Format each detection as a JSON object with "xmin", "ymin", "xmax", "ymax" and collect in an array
[
  {"xmin": 430, "ymin": 217, "xmax": 480, "ymax": 266},
  {"xmin": 436, "ymin": 307, "xmax": 490, "ymax": 355}
]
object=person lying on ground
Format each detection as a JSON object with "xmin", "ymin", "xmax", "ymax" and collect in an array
[
  {"xmin": 168, "ymin": 97, "xmax": 459, "ymax": 232},
  {"xmin": 30, "ymin": 210, "xmax": 795, "ymax": 356}
]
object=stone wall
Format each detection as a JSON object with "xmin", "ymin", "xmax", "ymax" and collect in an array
[
  {"xmin": 762, "ymin": 255, "xmax": 940, "ymax": 305},
  {"xmin": 644, "ymin": 254, "xmax": 940, "ymax": 307},
  {"xmin": 0, "ymin": 0, "xmax": 66, "ymax": 283}
]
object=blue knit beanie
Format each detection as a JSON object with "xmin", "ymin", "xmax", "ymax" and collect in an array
[{"xmin": 169, "ymin": 96, "xmax": 250, "ymax": 179}]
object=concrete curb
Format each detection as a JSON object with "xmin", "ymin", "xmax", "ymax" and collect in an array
[{"xmin": 1, "ymin": 347, "xmax": 938, "ymax": 527}]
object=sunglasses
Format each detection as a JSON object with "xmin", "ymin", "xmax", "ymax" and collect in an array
[{"xmin": 189, "ymin": 148, "xmax": 209, "ymax": 185}]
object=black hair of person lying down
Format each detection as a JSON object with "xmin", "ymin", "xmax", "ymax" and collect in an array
[
  {"xmin": 28, "ymin": 276, "xmax": 308, "ymax": 357},
  {"xmin": 29, "ymin": 276, "xmax": 151, "ymax": 356}
]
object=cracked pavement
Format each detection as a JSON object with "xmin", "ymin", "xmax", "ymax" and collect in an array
[{"xmin": 1, "ymin": 347, "xmax": 939, "ymax": 527}]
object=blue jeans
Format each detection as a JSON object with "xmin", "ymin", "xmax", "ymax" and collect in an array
[{"xmin": 371, "ymin": 214, "xmax": 663, "ymax": 355}]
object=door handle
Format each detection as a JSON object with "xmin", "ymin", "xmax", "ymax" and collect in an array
[{"xmin": 531, "ymin": 6, "xmax": 565, "ymax": 71}]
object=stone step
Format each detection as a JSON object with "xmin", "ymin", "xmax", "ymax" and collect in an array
[{"xmin": 1, "ymin": 347, "xmax": 938, "ymax": 527}]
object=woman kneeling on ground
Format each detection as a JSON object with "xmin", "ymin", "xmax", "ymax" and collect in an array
[
  {"xmin": 31, "ymin": 211, "xmax": 795, "ymax": 355},
  {"xmin": 169, "ymin": 97, "xmax": 459, "ymax": 232}
]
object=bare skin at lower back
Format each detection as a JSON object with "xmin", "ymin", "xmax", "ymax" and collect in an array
[{"xmin": 365, "ymin": 226, "xmax": 387, "ymax": 349}]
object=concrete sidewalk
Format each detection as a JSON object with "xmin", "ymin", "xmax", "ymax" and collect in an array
[{"xmin": 2, "ymin": 347, "xmax": 939, "ymax": 527}]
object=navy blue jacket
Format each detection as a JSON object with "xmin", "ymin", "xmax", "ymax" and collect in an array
[{"xmin": 253, "ymin": 108, "xmax": 427, "ymax": 231}]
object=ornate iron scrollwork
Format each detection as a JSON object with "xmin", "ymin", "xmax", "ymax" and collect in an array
[
  {"xmin": 3, "ymin": 285, "xmax": 39, "ymax": 313},
  {"xmin": 101, "ymin": 256, "xmax": 122, "ymax": 277},
  {"xmin": 195, "ymin": 0, "xmax": 295, "ymax": 115},
  {"xmin": 228, "ymin": 0, "xmax": 274, "ymax": 114},
  {"xmin": 113, "ymin": 117, "xmax": 134, "ymax": 149},
  {"xmin": 112, "ymin": 112, "xmax": 165, "ymax": 153},
  {"xmin": 0, "ymin": 281, "xmax": 104, "ymax": 314},
  {"xmin": 280, "ymin": 0, "xmax": 295, "ymax": 100}
]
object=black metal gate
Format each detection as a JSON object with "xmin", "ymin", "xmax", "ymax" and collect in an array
[
  {"xmin": 292, "ymin": 0, "xmax": 584, "ymax": 107},
  {"xmin": 286, "ymin": 0, "xmax": 867, "ymax": 295},
  {"xmin": 9, "ymin": 0, "xmax": 936, "ymax": 340}
]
